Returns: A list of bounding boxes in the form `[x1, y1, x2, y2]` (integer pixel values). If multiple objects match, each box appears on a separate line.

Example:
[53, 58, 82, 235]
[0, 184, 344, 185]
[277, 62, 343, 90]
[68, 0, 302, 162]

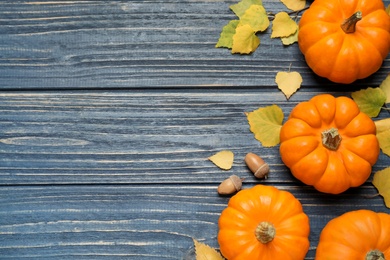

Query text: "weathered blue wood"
[0, 89, 388, 185]
[0, 184, 388, 259]
[0, 89, 389, 260]
[1, 0, 390, 259]
[0, 0, 389, 89]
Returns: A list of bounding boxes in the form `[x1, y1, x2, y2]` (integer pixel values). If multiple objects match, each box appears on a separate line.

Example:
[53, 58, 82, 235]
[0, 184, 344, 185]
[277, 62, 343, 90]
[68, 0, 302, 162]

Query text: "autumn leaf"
[232, 24, 260, 54]
[230, 0, 263, 18]
[379, 74, 390, 104]
[281, 29, 298, 45]
[271, 12, 298, 38]
[246, 105, 284, 147]
[208, 150, 234, 170]
[375, 118, 390, 157]
[216, 20, 240, 49]
[193, 239, 224, 260]
[281, 0, 306, 11]
[275, 71, 302, 99]
[372, 167, 390, 208]
[238, 4, 269, 32]
[351, 87, 387, 117]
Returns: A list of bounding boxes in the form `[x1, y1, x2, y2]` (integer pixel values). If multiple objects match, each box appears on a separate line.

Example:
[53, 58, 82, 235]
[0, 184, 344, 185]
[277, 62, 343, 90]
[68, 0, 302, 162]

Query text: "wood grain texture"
[0, 0, 389, 89]
[0, 184, 388, 259]
[1, 89, 388, 185]
[0, 89, 390, 259]
[1, 0, 390, 259]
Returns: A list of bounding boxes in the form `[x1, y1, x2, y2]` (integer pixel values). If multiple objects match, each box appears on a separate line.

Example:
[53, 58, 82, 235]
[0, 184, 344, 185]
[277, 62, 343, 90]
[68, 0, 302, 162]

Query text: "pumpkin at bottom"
[218, 185, 310, 260]
[316, 209, 390, 259]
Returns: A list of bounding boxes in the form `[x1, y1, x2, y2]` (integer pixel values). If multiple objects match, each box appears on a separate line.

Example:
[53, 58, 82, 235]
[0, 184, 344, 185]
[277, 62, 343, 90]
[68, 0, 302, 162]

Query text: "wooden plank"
[0, 184, 388, 259]
[1, 89, 388, 185]
[0, 0, 389, 90]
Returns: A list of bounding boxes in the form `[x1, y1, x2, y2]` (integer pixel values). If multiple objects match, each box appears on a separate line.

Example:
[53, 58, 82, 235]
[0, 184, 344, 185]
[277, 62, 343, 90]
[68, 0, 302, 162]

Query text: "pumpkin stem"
[322, 128, 342, 151]
[341, 11, 362, 34]
[366, 249, 385, 260]
[255, 221, 276, 244]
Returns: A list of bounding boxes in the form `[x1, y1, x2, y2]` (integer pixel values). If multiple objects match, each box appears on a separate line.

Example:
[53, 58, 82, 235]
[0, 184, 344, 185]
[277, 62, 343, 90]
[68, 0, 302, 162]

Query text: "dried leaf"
[281, 0, 306, 11]
[238, 5, 269, 32]
[275, 71, 302, 99]
[351, 87, 387, 117]
[193, 239, 224, 260]
[208, 150, 234, 170]
[246, 105, 284, 147]
[230, 0, 263, 18]
[216, 20, 240, 49]
[379, 74, 390, 104]
[232, 24, 260, 54]
[271, 12, 298, 38]
[281, 29, 298, 45]
[375, 118, 390, 157]
[372, 167, 390, 208]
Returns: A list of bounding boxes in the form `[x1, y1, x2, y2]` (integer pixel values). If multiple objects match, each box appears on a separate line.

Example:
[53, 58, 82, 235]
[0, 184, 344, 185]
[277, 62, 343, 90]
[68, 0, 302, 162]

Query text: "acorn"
[244, 152, 270, 179]
[217, 175, 242, 195]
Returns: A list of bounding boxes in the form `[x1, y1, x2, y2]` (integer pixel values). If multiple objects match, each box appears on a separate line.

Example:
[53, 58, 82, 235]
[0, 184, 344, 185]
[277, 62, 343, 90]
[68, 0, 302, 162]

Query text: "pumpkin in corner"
[298, 0, 390, 84]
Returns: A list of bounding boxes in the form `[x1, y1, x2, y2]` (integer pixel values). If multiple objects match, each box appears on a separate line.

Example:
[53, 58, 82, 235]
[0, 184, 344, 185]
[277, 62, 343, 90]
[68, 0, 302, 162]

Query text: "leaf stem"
[267, 7, 309, 21]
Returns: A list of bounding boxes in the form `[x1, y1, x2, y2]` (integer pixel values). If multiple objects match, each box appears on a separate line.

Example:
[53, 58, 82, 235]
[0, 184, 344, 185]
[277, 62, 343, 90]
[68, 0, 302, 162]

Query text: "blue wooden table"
[1, 1, 390, 259]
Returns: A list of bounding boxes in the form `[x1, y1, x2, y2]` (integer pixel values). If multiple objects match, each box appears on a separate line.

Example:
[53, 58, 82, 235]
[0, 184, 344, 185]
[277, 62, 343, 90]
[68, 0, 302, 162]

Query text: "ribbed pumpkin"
[218, 185, 310, 260]
[279, 94, 379, 194]
[316, 209, 390, 259]
[298, 0, 390, 83]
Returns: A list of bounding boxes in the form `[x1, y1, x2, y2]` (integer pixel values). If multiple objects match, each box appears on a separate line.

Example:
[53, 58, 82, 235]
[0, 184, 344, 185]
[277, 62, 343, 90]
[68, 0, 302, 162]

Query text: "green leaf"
[246, 105, 284, 147]
[372, 167, 390, 208]
[379, 74, 390, 104]
[375, 118, 390, 157]
[281, 29, 298, 45]
[230, 0, 263, 18]
[351, 87, 386, 117]
[271, 12, 298, 38]
[232, 24, 260, 54]
[238, 5, 269, 33]
[216, 20, 240, 49]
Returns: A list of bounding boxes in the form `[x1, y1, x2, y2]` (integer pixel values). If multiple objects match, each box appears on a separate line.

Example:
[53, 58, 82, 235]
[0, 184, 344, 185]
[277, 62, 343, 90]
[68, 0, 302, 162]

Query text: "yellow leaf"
[387, 4, 390, 15]
[379, 74, 390, 104]
[232, 24, 260, 54]
[281, 0, 306, 11]
[193, 239, 224, 260]
[238, 5, 269, 33]
[246, 105, 284, 147]
[376, 118, 390, 134]
[281, 29, 298, 45]
[375, 118, 390, 157]
[208, 150, 234, 170]
[271, 12, 298, 38]
[372, 167, 390, 208]
[275, 71, 302, 99]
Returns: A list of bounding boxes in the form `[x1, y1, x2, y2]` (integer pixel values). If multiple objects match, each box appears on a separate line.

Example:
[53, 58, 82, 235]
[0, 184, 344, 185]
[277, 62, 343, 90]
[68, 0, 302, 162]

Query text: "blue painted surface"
[0, 1, 390, 259]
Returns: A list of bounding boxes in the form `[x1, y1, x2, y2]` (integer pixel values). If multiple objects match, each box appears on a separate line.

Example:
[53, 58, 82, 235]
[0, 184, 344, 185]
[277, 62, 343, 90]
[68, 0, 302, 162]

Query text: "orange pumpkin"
[218, 185, 310, 260]
[316, 209, 390, 259]
[298, 0, 390, 84]
[279, 94, 379, 194]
